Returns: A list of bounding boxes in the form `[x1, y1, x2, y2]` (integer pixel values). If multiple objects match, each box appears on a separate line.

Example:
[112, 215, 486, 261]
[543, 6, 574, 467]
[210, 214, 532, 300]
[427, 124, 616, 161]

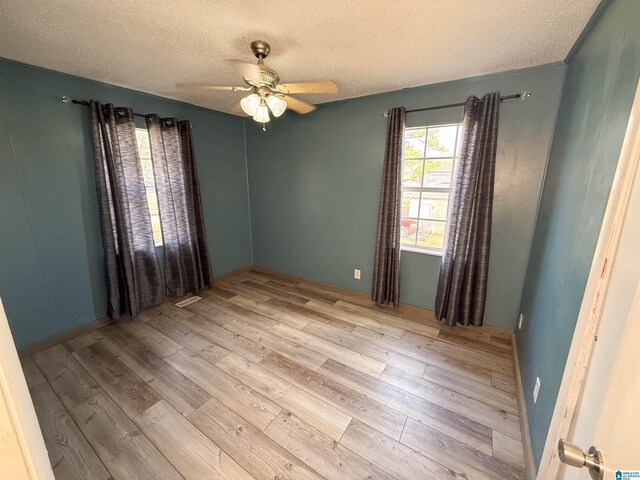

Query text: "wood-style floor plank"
[33, 344, 102, 410]
[71, 392, 183, 480]
[267, 297, 356, 333]
[240, 279, 310, 305]
[492, 370, 517, 395]
[381, 365, 521, 438]
[265, 411, 396, 480]
[99, 323, 211, 415]
[271, 322, 386, 377]
[438, 324, 494, 343]
[493, 430, 526, 471]
[352, 326, 496, 383]
[204, 299, 279, 330]
[217, 281, 271, 302]
[164, 348, 281, 431]
[217, 352, 352, 441]
[401, 418, 525, 480]
[134, 400, 254, 480]
[118, 319, 183, 358]
[63, 332, 99, 353]
[319, 358, 493, 454]
[189, 396, 323, 480]
[334, 299, 440, 339]
[305, 299, 405, 338]
[154, 301, 196, 321]
[340, 419, 466, 480]
[20, 356, 46, 389]
[204, 285, 238, 300]
[259, 352, 407, 440]
[401, 329, 514, 373]
[73, 342, 162, 418]
[145, 312, 232, 364]
[492, 335, 513, 348]
[248, 268, 298, 286]
[182, 298, 230, 325]
[227, 294, 310, 329]
[304, 320, 427, 376]
[224, 318, 327, 371]
[30, 382, 110, 480]
[173, 310, 269, 363]
[437, 329, 512, 359]
[422, 362, 518, 413]
[25, 269, 526, 480]
[263, 279, 341, 304]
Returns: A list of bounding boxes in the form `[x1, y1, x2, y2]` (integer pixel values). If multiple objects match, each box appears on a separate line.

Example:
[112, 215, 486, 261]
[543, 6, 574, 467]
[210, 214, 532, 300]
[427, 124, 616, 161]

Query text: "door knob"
[558, 439, 605, 480]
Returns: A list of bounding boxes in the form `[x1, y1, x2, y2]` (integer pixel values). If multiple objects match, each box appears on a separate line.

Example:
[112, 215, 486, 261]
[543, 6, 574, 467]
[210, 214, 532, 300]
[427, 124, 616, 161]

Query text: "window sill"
[401, 246, 443, 257]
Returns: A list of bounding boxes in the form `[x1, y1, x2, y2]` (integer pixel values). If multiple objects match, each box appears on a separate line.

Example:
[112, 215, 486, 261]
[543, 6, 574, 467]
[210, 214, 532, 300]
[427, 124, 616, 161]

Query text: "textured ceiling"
[0, 0, 599, 115]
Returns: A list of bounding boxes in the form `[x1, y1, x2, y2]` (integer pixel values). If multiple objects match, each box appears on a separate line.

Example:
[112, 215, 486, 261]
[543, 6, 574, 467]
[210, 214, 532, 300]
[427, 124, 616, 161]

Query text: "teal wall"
[0, 59, 252, 348]
[516, 0, 640, 467]
[245, 65, 565, 330]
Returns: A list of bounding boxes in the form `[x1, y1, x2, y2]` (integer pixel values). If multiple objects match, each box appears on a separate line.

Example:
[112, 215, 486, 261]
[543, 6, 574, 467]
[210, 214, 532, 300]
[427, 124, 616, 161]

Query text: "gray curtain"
[89, 102, 164, 319]
[145, 115, 213, 297]
[435, 92, 501, 327]
[372, 107, 406, 307]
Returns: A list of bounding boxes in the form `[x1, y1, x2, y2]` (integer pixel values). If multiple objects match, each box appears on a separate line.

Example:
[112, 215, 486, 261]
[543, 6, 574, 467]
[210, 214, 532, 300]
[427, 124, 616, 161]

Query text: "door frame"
[537, 80, 640, 479]
[0, 297, 54, 479]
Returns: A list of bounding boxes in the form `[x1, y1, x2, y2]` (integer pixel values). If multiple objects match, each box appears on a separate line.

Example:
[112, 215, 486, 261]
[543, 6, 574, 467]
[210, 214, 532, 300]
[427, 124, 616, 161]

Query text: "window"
[400, 123, 461, 254]
[135, 128, 163, 247]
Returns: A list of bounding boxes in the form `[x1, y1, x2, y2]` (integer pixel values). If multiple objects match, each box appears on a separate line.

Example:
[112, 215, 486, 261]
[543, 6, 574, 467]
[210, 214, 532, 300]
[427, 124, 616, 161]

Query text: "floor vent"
[174, 296, 202, 308]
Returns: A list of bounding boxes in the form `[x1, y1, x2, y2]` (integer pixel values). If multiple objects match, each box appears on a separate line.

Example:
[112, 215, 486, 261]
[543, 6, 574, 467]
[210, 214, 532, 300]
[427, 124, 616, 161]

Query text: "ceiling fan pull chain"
[262, 122, 267, 132]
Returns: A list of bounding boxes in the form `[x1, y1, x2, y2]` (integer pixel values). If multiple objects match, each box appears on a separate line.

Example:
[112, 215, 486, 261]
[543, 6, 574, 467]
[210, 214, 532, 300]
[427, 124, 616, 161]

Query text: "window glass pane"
[135, 128, 163, 247]
[423, 159, 453, 188]
[416, 220, 446, 250]
[403, 129, 426, 158]
[402, 160, 423, 188]
[400, 218, 417, 245]
[136, 129, 152, 157]
[401, 191, 420, 218]
[419, 192, 449, 221]
[426, 125, 458, 157]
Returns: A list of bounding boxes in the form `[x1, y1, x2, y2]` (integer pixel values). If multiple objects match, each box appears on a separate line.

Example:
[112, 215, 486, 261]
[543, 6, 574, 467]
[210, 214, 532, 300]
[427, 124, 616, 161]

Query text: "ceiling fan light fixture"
[253, 103, 270, 123]
[267, 95, 287, 117]
[240, 93, 261, 116]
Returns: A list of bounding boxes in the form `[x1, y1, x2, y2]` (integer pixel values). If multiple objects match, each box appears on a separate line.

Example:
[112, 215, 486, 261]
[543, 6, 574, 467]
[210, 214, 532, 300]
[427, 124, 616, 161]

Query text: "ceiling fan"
[176, 40, 337, 129]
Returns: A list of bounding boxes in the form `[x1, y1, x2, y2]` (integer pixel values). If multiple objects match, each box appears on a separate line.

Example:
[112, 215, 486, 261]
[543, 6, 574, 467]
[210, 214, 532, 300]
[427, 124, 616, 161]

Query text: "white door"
[564, 177, 640, 479]
[537, 81, 640, 479]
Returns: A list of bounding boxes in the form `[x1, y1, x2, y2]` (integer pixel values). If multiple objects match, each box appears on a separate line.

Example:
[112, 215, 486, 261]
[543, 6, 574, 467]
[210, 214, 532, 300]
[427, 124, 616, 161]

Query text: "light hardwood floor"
[21, 268, 526, 480]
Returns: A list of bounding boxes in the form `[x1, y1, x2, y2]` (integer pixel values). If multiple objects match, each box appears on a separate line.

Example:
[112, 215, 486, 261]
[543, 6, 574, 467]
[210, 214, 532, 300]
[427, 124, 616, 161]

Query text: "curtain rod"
[381, 91, 531, 117]
[62, 96, 194, 127]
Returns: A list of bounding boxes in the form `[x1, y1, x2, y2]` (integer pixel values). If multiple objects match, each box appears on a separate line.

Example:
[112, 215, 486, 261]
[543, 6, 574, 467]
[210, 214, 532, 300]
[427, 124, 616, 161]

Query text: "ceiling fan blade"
[176, 83, 249, 91]
[281, 95, 316, 114]
[224, 59, 264, 81]
[276, 80, 337, 94]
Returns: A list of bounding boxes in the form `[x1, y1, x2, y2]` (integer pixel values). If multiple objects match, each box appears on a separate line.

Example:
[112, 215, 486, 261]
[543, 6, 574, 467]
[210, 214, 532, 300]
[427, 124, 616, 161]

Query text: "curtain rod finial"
[62, 96, 71, 104]
[520, 91, 531, 101]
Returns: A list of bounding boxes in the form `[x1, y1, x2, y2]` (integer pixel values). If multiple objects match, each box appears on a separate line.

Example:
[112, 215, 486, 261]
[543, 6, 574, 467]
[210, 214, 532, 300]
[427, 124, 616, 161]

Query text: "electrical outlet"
[533, 377, 541, 403]
[354, 268, 361, 280]
[518, 313, 524, 330]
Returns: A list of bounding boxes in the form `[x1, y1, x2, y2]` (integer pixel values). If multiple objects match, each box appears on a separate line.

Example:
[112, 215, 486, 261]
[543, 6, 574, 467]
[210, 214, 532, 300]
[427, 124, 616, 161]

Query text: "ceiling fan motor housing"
[251, 40, 271, 59]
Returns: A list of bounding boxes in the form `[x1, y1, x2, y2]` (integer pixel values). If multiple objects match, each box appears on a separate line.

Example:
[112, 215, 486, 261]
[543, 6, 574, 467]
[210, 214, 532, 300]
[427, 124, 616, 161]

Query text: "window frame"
[400, 122, 462, 256]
